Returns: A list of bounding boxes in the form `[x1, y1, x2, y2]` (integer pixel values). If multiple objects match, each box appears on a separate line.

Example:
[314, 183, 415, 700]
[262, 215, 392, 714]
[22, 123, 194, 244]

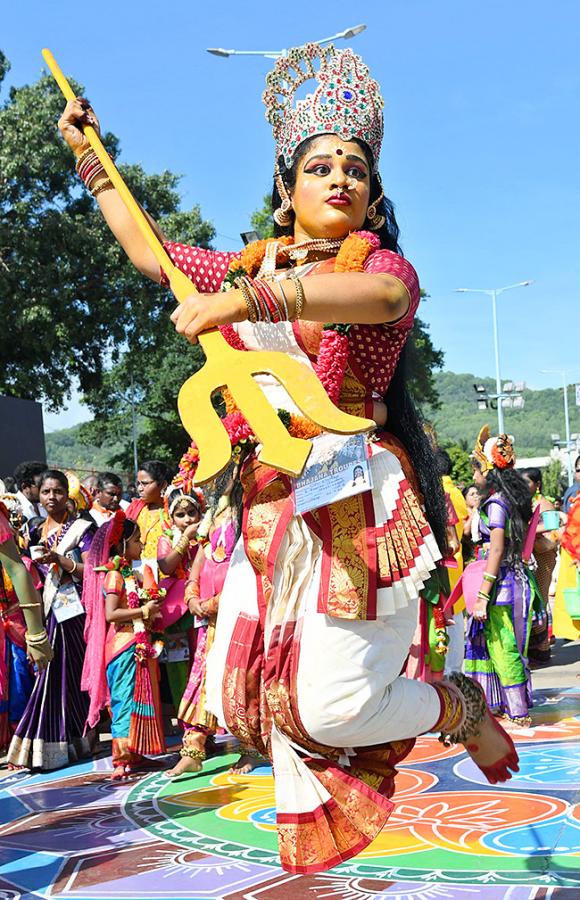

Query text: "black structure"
[0, 396, 46, 477]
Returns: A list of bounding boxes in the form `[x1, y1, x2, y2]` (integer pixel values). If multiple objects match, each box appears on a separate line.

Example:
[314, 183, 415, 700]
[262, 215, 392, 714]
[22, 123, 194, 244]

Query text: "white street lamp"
[454, 280, 534, 433]
[540, 367, 580, 486]
[207, 24, 367, 59]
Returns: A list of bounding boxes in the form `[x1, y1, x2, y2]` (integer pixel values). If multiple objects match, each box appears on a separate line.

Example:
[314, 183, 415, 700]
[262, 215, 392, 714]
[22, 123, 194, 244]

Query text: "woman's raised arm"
[58, 98, 163, 282]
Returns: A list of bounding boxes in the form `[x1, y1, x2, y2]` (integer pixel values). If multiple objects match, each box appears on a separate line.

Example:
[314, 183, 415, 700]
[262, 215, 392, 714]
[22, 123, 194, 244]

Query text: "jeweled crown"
[263, 43, 384, 173]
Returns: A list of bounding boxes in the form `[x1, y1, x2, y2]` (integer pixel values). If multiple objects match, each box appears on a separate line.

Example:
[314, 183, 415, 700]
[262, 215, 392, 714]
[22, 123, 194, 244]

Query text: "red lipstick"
[327, 194, 352, 206]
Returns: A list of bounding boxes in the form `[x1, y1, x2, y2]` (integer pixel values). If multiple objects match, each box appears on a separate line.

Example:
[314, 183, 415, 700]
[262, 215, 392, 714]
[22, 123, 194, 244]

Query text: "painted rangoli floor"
[0, 687, 578, 900]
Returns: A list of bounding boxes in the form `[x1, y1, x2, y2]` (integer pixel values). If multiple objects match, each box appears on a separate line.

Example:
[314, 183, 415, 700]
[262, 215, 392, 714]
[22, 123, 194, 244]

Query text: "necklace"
[42, 513, 69, 549]
[285, 238, 344, 261]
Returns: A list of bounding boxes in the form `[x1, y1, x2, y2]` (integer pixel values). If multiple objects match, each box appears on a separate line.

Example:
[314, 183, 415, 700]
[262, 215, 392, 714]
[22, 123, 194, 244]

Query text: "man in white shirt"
[13, 460, 48, 523]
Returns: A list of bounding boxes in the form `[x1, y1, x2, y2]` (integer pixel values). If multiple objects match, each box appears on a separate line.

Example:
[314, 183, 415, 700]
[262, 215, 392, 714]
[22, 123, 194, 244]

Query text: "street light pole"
[562, 370, 572, 485]
[207, 24, 367, 59]
[455, 281, 533, 434]
[490, 288, 504, 432]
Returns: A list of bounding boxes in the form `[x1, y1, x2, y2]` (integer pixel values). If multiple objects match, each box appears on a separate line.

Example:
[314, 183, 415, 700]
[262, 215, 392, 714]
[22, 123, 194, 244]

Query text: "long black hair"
[383, 345, 448, 554]
[110, 518, 139, 558]
[272, 136, 401, 254]
[480, 465, 533, 563]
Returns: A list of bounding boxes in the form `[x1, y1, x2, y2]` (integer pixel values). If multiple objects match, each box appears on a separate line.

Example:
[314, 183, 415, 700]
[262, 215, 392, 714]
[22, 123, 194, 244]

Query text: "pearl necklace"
[285, 237, 344, 261]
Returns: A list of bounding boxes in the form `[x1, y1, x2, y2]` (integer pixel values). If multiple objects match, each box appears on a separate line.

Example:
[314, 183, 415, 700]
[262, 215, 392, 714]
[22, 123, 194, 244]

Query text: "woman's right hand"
[57, 98, 101, 157]
[144, 599, 162, 621]
[183, 523, 199, 541]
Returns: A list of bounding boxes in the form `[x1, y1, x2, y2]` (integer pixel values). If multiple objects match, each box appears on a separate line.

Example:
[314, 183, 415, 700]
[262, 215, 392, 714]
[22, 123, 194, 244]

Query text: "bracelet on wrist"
[482, 572, 497, 583]
[289, 273, 305, 320]
[175, 536, 190, 557]
[477, 591, 490, 602]
[25, 629, 49, 646]
[91, 177, 114, 197]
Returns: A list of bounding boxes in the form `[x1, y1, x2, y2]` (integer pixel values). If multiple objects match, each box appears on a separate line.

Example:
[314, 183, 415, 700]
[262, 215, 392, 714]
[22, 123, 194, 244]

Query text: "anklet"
[179, 747, 205, 760]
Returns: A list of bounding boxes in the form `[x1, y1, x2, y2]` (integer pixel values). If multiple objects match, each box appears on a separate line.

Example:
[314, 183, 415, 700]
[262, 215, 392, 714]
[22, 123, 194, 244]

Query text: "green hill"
[427, 371, 580, 457]
[45, 424, 126, 474]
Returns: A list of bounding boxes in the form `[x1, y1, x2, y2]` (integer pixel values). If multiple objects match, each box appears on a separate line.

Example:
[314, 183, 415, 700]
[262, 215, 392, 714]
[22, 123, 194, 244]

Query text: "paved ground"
[0, 643, 578, 900]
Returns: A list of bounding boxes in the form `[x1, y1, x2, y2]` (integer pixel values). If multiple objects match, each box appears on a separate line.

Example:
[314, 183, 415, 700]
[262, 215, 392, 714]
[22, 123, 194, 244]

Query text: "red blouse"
[160, 242, 420, 397]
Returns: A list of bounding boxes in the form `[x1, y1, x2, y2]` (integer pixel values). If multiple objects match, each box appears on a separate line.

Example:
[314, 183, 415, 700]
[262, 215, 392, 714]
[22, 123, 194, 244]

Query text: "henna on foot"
[436, 673, 520, 785]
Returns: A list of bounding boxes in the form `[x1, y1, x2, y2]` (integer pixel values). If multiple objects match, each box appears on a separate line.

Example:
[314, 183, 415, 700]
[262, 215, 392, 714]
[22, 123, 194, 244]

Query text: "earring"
[273, 168, 293, 227]
[367, 177, 386, 230]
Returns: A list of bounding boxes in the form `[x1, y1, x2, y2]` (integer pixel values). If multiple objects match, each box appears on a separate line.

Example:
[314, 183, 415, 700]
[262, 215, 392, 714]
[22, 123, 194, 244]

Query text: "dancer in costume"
[7, 470, 94, 770]
[465, 427, 541, 725]
[83, 512, 166, 779]
[165, 472, 261, 778]
[157, 486, 203, 711]
[0, 500, 53, 752]
[125, 460, 171, 565]
[158, 487, 202, 579]
[164, 479, 235, 778]
[58, 44, 519, 873]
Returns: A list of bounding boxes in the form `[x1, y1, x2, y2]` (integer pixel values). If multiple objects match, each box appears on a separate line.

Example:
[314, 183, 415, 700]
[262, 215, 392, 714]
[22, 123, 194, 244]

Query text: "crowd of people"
[2, 39, 579, 875]
[1, 442, 577, 778]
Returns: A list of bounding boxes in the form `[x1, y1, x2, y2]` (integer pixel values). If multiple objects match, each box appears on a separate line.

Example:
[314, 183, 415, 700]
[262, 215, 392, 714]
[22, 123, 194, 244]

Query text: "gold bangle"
[91, 177, 113, 197]
[289, 273, 305, 320]
[68, 559, 78, 575]
[175, 536, 189, 557]
[236, 277, 258, 323]
[25, 630, 49, 646]
[75, 147, 96, 168]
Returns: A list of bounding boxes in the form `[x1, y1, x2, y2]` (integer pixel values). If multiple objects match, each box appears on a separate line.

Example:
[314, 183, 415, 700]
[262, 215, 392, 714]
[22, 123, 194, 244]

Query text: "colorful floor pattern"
[0, 687, 578, 900]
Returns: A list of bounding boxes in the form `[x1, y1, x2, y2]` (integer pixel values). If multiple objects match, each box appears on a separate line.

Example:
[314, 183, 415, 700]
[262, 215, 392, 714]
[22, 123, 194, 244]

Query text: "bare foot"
[462, 709, 519, 784]
[111, 764, 131, 781]
[163, 755, 203, 779]
[228, 754, 263, 775]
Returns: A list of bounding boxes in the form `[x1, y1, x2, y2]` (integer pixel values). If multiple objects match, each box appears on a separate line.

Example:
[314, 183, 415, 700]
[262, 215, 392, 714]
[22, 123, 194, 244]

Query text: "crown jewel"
[263, 43, 384, 173]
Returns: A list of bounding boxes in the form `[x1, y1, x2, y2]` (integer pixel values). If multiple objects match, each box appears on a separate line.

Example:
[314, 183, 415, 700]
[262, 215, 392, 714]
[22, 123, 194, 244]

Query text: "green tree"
[442, 443, 473, 487]
[78, 321, 207, 470]
[251, 192, 275, 239]
[542, 458, 565, 501]
[0, 53, 214, 411]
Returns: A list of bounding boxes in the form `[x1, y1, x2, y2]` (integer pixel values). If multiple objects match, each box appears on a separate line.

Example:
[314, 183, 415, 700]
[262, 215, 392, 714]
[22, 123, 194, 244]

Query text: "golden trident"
[42, 49, 374, 483]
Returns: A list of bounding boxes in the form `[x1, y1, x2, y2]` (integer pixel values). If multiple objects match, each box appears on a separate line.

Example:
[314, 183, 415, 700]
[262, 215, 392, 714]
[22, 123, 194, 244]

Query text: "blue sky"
[2, 0, 579, 430]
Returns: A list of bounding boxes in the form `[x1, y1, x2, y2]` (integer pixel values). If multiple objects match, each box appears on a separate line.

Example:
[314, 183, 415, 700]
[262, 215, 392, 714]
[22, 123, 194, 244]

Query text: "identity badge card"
[292, 432, 372, 515]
